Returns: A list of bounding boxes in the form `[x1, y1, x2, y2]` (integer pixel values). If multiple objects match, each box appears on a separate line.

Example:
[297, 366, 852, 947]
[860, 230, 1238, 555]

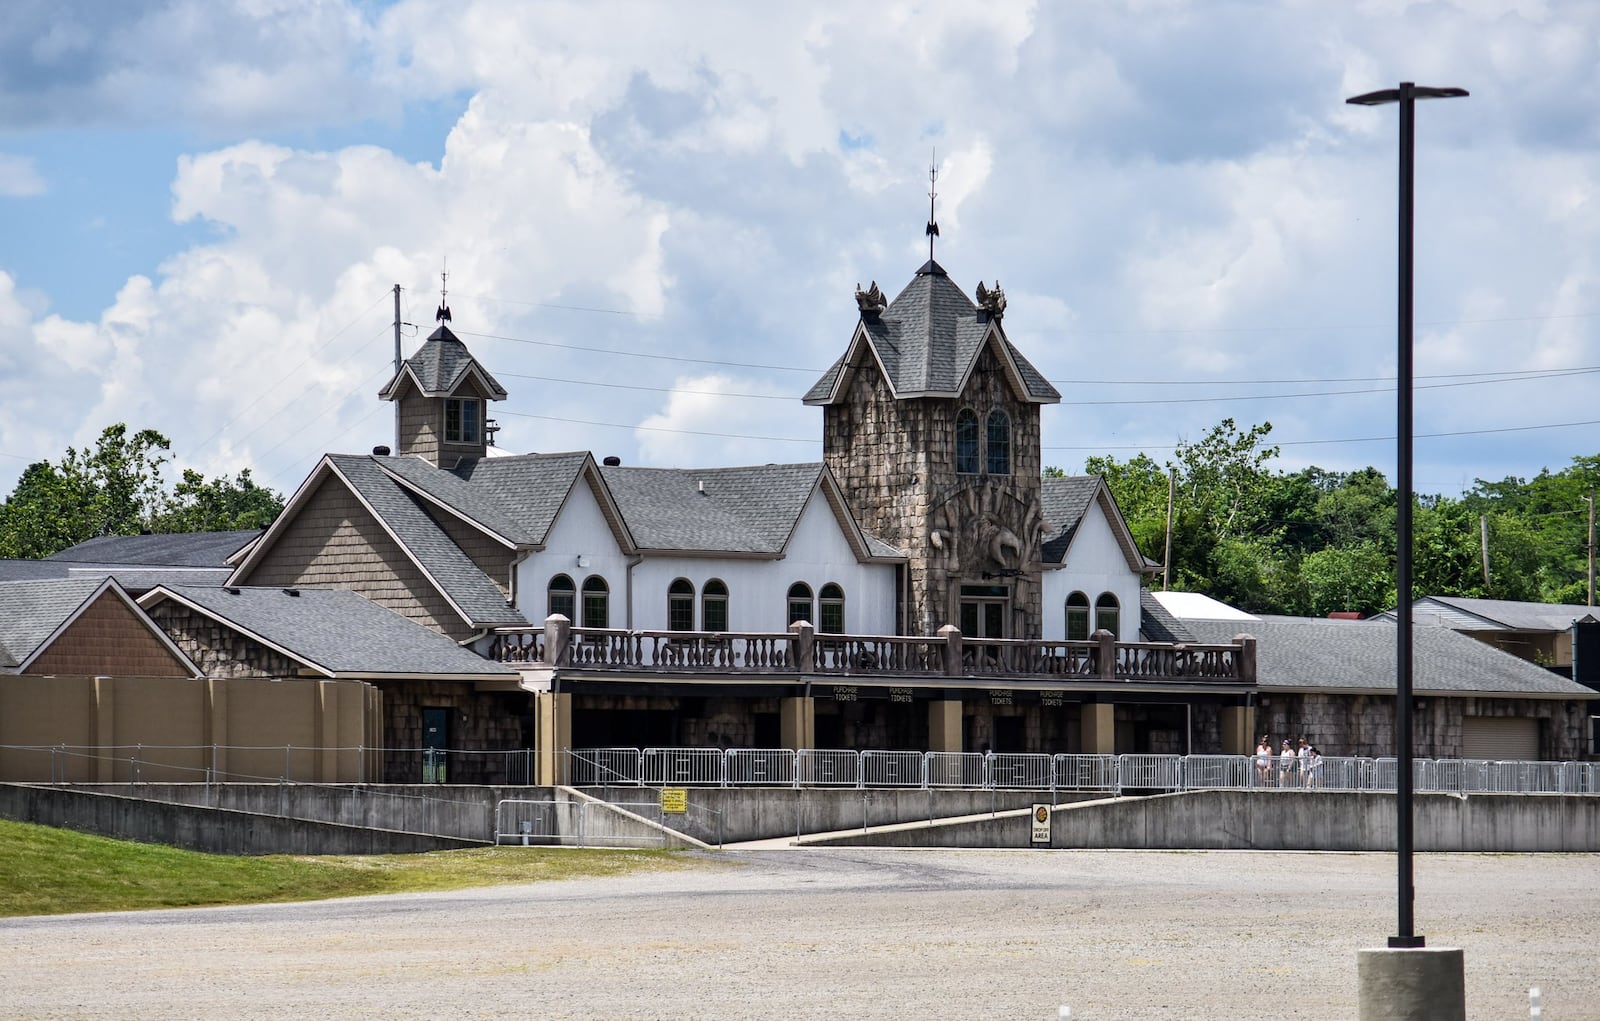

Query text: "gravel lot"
[1, 849, 1593, 1020]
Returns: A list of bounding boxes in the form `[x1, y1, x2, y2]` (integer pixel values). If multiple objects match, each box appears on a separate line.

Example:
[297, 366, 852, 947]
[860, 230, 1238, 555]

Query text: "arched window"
[702, 579, 729, 632]
[787, 582, 813, 626]
[986, 409, 1011, 475]
[819, 583, 845, 634]
[548, 574, 575, 620]
[668, 578, 695, 631]
[1095, 592, 1120, 638]
[581, 576, 609, 629]
[955, 408, 979, 474]
[1066, 591, 1090, 641]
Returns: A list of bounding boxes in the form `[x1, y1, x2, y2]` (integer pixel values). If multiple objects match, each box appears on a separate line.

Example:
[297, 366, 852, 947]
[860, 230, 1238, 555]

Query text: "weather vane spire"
[926, 150, 940, 262]
[435, 258, 452, 323]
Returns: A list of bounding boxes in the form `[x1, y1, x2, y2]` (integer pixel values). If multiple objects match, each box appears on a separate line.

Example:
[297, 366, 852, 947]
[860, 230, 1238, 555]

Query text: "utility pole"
[393, 284, 403, 452]
[1479, 514, 1490, 590]
[1163, 468, 1176, 591]
[1585, 491, 1596, 607]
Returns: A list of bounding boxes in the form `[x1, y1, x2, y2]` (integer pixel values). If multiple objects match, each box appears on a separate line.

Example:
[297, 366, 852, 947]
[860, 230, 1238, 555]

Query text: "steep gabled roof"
[324, 455, 527, 627]
[140, 585, 518, 680]
[595, 462, 902, 561]
[378, 325, 507, 401]
[446, 451, 595, 545]
[229, 455, 527, 629]
[1039, 475, 1154, 573]
[803, 260, 1060, 405]
[0, 559, 230, 593]
[0, 577, 199, 675]
[1181, 615, 1598, 699]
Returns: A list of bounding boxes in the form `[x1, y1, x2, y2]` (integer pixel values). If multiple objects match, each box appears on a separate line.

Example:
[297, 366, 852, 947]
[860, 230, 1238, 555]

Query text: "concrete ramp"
[774, 790, 1600, 852]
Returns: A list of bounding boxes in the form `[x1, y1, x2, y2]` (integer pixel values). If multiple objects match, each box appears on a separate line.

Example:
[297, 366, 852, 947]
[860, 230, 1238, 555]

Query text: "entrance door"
[959, 584, 1008, 638]
[422, 707, 450, 783]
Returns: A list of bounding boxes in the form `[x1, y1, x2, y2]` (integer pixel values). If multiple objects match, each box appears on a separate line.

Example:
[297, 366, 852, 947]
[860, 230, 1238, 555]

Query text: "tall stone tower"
[378, 324, 508, 469]
[804, 260, 1060, 638]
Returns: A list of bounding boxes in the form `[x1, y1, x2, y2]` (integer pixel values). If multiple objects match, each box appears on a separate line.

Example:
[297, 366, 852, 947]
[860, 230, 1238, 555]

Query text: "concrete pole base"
[1357, 946, 1465, 1021]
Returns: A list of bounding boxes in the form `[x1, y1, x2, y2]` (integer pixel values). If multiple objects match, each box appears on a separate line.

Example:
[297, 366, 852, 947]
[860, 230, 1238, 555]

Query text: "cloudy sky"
[2, 0, 1598, 506]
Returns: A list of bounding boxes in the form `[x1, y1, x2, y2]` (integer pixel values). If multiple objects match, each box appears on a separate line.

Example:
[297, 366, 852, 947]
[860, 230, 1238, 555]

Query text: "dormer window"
[445, 398, 482, 444]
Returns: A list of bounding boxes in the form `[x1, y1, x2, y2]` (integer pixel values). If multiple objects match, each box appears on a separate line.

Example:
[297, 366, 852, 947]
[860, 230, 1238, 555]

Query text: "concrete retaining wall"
[800, 790, 1600, 851]
[0, 784, 484, 855]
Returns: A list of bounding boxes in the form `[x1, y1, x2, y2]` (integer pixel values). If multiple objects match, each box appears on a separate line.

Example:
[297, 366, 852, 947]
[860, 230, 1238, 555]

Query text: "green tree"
[1173, 418, 1279, 541]
[0, 426, 171, 558]
[1301, 542, 1392, 616]
[152, 469, 283, 533]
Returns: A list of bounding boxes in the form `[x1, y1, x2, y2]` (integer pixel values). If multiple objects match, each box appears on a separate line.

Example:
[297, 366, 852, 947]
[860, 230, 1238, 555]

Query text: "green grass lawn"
[0, 819, 698, 918]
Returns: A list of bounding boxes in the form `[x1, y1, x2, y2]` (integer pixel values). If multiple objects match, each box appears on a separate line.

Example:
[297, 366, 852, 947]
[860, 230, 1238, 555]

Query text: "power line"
[1041, 417, 1600, 452]
[458, 330, 819, 374]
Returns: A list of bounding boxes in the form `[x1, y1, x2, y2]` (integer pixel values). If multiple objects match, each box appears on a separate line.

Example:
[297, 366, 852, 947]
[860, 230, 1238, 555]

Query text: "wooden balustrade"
[487, 620, 1252, 685]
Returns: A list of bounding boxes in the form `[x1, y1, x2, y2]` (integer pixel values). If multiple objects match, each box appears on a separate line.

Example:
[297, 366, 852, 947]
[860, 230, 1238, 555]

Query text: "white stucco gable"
[1040, 491, 1145, 642]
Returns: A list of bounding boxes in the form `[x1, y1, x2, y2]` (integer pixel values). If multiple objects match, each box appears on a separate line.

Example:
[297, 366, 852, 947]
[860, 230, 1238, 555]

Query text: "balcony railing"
[487, 618, 1257, 686]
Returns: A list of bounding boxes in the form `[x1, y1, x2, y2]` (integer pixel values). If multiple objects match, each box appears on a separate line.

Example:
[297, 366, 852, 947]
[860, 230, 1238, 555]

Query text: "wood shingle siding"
[429, 511, 514, 599]
[145, 603, 300, 679]
[26, 592, 193, 677]
[237, 476, 474, 641]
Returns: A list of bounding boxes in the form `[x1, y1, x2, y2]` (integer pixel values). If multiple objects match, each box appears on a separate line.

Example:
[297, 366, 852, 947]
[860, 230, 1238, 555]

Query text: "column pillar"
[92, 675, 115, 782]
[205, 678, 229, 781]
[534, 691, 573, 786]
[1221, 704, 1254, 756]
[780, 696, 815, 750]
[1081, 702, 1116, 755]
[929, 699, 963, 753]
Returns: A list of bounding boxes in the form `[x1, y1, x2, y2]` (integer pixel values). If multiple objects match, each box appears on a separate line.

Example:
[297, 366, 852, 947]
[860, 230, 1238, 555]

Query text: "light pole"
[1346, 82, 1467, 950]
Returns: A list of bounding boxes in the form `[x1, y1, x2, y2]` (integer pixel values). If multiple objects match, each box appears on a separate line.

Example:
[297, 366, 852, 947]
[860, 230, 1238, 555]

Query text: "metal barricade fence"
[642, 747, 725, 787]
[726, 749, 796, 787]
[1183, 754, 1251, 790]
[569, 748, 644, 785]
[861, 750, 924, 788]
[986, 752, 1055, 790]
[1311, 756, 1366, 791]
[1119, 754, 1184, 791]
[1053, 754, 1120, 792]
[796, 748, 861, 787]
[925, 752, 986, 788]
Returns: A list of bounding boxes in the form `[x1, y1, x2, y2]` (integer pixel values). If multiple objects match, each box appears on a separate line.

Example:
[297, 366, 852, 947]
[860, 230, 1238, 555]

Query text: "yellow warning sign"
[660, 788, 688, 815]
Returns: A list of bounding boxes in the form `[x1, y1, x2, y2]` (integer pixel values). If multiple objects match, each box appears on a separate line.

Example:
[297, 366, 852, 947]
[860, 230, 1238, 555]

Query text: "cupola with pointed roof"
[379, 323, 507, 469]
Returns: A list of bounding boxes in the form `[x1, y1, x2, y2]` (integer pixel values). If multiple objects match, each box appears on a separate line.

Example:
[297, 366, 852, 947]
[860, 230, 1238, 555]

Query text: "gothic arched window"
[581, 576, 610, 629]
[702, 579, 729, 632]
[787, 583, 813, 626]
[1095, 592, 1120, 638]
[986, 409, 1011, 476]
[548, 574, 575, 621]
[819, 583, 845, 634]
[1066, 591, 1091, 641]
[955, 409, 979, 474]
[668, 578, 695, 631]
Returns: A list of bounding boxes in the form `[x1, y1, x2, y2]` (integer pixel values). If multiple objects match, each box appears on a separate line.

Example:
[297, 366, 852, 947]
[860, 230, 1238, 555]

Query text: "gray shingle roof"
[328, 455, 527, 627]
[379, 325, 508, 399]
[804, 260, 1060, 404]
[378, 454, 538, 544]
[0, 577, 110, 669]
[1401, 596, 1598, 633]
[598, 463, 825, 553]
[0, 560, 230, 593]
[48, 530, 261, 566]
[1181, 615, 1596, 698]
[446, 451, 590, 544]
[150, 585, 517, 678]
[1139, 589, 1195, 643]
[1039, 475, 1101, 564]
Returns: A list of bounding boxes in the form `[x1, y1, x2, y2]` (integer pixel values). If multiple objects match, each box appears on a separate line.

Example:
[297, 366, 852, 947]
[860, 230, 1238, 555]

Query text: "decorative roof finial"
[925, 150, 940, 262]
[435, 258, 452, 323]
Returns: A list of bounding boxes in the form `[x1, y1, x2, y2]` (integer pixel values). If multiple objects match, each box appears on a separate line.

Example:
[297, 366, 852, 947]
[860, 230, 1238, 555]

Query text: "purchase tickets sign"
[1030, 804, 1052, 844]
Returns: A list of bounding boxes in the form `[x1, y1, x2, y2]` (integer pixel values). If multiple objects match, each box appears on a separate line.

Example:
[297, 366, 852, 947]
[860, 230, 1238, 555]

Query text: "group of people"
[1254, 735, 1324, 788]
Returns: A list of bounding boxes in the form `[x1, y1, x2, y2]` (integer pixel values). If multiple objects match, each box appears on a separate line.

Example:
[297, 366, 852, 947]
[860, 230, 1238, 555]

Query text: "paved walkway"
[1, 849, 1592, 1019]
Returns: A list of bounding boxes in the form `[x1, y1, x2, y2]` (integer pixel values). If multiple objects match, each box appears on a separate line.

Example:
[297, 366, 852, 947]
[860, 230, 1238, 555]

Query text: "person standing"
[1305, 745, 1324, 789]
[1255, 735, 1273, 786]
[1279, 739, 1297, 788]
